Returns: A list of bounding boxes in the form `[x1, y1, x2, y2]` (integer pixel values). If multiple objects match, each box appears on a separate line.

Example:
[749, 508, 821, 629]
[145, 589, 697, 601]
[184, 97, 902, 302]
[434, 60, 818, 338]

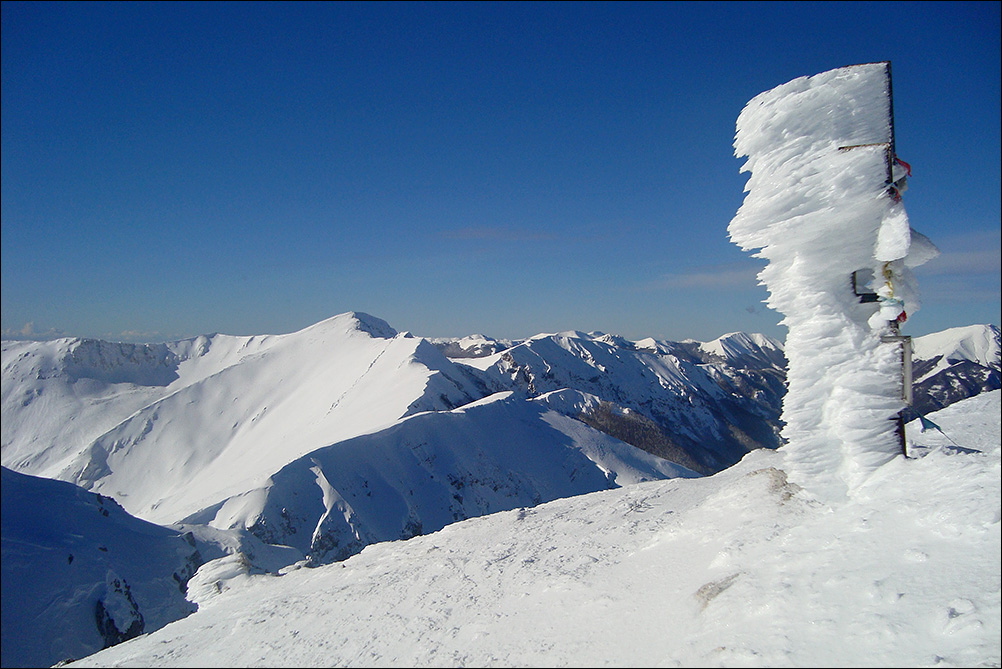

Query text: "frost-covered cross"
[729, 62, 939, 501]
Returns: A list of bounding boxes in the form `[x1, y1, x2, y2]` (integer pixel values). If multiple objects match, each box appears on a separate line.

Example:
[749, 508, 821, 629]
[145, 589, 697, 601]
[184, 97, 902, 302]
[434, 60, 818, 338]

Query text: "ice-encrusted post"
[728, 62, 938, 501]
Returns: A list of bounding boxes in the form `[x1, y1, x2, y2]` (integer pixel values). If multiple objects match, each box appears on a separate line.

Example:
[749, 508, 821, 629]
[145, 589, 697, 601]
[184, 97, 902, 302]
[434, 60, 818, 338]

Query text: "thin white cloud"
[111, 330, 170, 343]
[0, 322, 69, 341]
[916, 248, 1001, 276]
[643, 263, 762, 291]
[912, 229, 1001, 304]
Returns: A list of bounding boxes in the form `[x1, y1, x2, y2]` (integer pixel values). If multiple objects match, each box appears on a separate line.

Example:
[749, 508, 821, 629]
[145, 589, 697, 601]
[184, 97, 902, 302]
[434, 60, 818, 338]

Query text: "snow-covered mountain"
[1, 312, 705, 568]
[0, 467, 201, 668]
[3, 315, 994, 538]
[3, 313, 998, 667]
[443, 329, 787, 474]
[1, 313, 492, 526]
[60, 389, 1002, 668]
[179, 390, 696, 566]
[908, 324, 1001, 419]
[432, 324, 998, 474]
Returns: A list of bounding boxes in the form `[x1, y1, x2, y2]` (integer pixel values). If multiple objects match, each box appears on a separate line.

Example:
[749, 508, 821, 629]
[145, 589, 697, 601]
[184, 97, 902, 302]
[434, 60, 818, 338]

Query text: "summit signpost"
[729, 61, 939, 500]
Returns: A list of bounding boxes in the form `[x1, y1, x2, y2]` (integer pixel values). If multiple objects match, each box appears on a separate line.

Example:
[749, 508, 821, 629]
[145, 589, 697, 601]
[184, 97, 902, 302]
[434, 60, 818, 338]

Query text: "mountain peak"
[687, 331, 785, 365]
[912, 324, 1000, 366]
[300, 312, 398, 339]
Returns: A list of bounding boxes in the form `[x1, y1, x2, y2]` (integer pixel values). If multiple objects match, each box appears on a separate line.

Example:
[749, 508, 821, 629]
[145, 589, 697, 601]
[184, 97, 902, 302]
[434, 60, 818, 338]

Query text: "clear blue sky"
[2, 1, 999, 343]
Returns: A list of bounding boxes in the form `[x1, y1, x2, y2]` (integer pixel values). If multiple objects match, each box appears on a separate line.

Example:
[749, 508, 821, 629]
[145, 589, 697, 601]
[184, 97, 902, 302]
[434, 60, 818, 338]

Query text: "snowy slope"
[182, 391, 698, 565]
[0, 467, 202, 668]
[0, 466, 304, 669]
[912, 323, 1001, 372]
[689, 331, 786, 367]
[65, 390, 1001, 668]
[1, 313, 488, 525]
[909, 324, 1001, 419]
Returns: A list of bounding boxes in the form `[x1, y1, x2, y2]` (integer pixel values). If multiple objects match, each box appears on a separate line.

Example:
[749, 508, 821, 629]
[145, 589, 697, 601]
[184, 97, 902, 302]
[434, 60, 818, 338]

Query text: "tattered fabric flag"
[919, 415, 942, 433]
[917, 413, 981, 453]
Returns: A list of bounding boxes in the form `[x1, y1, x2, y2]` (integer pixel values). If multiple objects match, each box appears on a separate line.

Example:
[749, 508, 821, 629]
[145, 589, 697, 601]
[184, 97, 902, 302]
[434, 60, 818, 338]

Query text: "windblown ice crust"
[729, 62, 938, 499]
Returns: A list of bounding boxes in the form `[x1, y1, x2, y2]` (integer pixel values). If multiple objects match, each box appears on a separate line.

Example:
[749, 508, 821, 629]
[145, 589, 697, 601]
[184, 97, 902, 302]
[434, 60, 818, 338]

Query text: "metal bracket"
[881, 333, 913, 405]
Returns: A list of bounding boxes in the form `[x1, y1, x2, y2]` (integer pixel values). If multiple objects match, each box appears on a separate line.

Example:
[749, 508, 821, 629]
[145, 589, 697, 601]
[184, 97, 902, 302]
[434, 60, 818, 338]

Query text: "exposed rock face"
[95, 572, 145, 649]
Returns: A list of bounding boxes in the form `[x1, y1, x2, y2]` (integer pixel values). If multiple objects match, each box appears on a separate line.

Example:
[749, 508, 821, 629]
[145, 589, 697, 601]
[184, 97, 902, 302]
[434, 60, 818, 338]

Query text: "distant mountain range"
[2, 314, 998, 666]
[907, 324, 1001, 420]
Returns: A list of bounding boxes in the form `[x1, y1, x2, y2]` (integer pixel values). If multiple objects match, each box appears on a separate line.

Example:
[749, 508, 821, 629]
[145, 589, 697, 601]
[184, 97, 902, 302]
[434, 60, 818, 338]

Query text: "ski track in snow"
[326, 338, 392, 416]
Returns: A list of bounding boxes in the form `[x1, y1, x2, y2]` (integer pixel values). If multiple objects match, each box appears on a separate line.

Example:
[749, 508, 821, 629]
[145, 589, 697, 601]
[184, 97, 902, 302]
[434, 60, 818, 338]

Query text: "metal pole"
[881, 328, 913, 456]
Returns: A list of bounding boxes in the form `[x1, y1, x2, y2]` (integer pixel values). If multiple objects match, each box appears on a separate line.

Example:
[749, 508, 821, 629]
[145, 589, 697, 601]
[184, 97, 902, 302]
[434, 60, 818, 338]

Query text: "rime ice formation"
[729, 62, 939, 500]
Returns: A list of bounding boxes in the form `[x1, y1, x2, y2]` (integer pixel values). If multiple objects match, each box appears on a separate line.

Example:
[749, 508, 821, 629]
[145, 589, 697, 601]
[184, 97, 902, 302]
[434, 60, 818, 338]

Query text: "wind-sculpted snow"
[730, 62, 939, 500]
[64, 391, 1001, 668]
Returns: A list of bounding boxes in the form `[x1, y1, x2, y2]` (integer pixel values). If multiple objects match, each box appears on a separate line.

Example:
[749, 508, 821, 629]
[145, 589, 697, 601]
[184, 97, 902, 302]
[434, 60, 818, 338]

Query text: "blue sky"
[2, 1, 999, 343]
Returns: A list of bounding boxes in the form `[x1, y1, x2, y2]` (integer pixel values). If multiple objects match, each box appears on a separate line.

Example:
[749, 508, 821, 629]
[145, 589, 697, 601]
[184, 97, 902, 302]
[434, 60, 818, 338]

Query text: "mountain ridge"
[4, 316, 996, 515]
[2, 314, 999, 668]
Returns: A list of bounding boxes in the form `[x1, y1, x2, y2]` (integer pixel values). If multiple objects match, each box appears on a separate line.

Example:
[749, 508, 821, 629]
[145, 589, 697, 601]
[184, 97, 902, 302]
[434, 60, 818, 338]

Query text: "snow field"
[66, 391, 1000, 668]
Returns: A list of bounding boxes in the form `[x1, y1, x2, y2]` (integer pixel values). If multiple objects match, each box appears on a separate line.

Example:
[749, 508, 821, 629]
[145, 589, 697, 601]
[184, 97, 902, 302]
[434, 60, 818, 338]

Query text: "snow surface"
[64, 390, 1001, 668]
[1, 467, 200, 668]
[3, 314, 997, 667]
[729, 62, 940, 501]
